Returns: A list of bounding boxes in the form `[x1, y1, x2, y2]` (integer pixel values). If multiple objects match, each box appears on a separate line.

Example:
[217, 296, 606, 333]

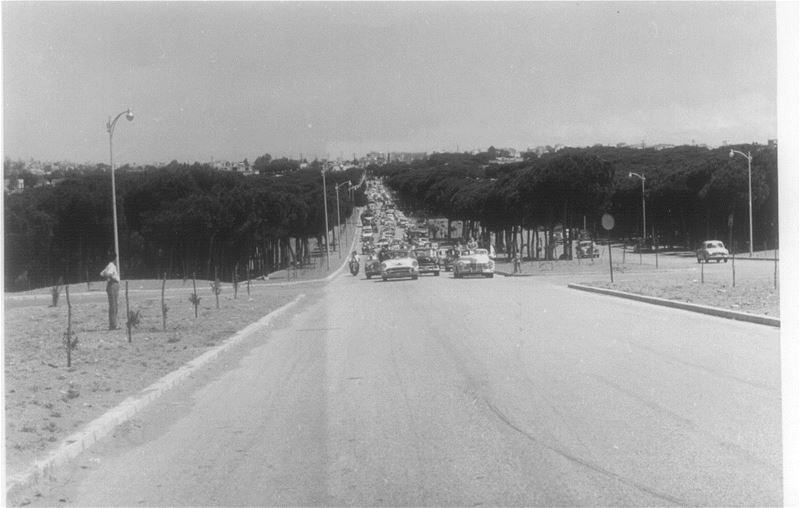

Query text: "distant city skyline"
[3, 2, 792, 166]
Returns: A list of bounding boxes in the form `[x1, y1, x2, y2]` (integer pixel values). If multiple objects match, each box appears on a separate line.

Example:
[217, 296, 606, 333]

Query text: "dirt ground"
[3, 253, 780, 483]
[3, 269, 320, 478]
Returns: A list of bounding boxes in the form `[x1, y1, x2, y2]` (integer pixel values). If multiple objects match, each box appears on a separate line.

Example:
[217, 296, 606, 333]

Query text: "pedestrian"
[100, 256, 120, 330]
[513, 252, 522, 274]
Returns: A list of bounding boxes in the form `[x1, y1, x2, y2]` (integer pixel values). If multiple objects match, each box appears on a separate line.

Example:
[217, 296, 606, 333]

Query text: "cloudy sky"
[2, 1, 788, 165]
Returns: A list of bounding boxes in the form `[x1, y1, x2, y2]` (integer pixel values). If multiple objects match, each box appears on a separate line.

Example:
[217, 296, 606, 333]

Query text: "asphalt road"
[26, 269, 782, 506]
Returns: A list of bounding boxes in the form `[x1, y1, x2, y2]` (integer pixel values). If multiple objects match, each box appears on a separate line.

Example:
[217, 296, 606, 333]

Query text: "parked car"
[697, 240, 729, 263]
[453, 249, 495, 278]
[413, 248, 440, 276]
[380, 250, 419, 281]
[576, 240, 600, 258]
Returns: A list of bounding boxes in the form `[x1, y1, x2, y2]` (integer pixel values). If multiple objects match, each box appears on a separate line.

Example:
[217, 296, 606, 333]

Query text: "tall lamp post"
[321, 166, 331, 270]
[729, 149, 753, 257]
[106, 109, 134, 278]
[628, 171, 646, 250]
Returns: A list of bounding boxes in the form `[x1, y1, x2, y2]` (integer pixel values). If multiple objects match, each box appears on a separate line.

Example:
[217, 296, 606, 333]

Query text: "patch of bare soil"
[3, 274, 317, 478]
[585, 274, 780, 317]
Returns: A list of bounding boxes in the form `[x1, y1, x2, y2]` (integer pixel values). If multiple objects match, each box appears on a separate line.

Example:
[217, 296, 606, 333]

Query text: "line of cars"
[359, 183, 495, 281]
[364, 245, 496, 281]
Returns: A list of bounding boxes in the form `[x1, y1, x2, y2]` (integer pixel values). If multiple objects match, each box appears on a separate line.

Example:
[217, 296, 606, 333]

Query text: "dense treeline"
[372, 144, 778, 259]
[5, 161, 365, 290]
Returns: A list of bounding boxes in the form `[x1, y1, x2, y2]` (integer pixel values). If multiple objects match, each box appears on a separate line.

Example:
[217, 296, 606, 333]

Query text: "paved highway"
[28, 270, 782, 506]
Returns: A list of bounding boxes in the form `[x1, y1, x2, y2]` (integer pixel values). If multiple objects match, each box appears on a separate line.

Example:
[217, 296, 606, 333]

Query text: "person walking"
[513, 251, 522, 274]
[100, 257, 120, 330]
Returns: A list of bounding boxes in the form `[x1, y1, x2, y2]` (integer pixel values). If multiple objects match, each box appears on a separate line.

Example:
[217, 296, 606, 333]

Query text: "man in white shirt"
[100, 258, 120, 330]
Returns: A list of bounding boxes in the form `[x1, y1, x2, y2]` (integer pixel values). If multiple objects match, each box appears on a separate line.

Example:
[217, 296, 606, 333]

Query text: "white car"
[380, 250, 419, 281]
[453, 249, 495, 278]
[697, 240, 729, 263]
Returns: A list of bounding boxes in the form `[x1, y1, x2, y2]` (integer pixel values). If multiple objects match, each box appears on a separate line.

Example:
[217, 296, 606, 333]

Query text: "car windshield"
[385, 250, 413, 260]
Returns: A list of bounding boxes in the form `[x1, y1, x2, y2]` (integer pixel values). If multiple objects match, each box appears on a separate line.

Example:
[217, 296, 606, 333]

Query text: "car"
[453, 249, 495, 278]
[412, 248, 440, 276]
[576, 240, 600, 258]
[380, 249, 419, 281]
[436, 248, 450, 268]
[438, 248, 460, 271]
[364, 253, 383, 279]
[697, 240, 729, 263]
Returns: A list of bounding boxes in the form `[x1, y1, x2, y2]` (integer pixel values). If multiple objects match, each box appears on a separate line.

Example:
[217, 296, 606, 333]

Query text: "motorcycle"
[349, 257, 360, 276]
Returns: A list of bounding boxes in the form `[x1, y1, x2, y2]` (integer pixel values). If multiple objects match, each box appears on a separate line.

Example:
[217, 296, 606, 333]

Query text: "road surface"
[24, 270, 782, 506]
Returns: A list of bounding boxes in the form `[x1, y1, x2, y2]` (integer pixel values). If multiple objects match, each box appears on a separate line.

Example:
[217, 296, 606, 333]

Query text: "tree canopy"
[5, 162, 366, 290]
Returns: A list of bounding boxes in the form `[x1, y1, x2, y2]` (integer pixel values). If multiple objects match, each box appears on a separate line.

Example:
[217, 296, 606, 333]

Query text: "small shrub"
[50, 286, 61, 307]
[50, 278, 64, 307]
[61, 386, 80, 402]
[189, 293, 201, 318]
[63, 330, 78, 352]
[127, 310, 141, 330]
[210, 279, 222, 309]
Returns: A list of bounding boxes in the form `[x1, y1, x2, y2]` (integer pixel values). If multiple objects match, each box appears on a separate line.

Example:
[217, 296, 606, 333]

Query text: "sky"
[1, 1, 791, 166]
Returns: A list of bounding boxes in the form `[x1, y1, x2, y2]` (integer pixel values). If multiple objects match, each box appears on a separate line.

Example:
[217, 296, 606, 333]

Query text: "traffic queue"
[356, 181, 495, 281]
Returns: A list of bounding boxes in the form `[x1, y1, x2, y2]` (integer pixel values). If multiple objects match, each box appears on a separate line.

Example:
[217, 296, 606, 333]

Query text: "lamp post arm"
[107, 109, 133, 138]
[730, 149, 752, 161]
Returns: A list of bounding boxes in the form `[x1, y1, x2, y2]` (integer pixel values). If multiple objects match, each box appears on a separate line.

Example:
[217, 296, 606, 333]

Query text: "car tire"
[434, 271, 440, 276]
[382, 276, 387, 281]
[724, 259, 728, 263]
[412, 275, 418, 280]
[485, 273, 493, 278]
[366, 274, 371, 279]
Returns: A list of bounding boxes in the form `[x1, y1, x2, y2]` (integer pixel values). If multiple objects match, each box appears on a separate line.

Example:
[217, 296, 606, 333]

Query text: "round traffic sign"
[601, 213, 615, 231]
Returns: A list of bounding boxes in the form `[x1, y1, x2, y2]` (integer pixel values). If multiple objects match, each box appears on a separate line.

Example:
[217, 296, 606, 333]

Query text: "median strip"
[568, 283, 780, 327]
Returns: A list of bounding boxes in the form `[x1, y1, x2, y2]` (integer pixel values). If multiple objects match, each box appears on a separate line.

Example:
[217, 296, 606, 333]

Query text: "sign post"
[601, 214, 615, 283]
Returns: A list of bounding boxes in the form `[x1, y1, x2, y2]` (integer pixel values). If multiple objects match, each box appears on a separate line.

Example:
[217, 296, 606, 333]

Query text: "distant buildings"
[210, 158, 253, 174]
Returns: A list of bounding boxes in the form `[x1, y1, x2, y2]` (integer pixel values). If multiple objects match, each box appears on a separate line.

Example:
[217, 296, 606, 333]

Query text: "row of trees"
[371, 144, 778, 259]
[5, 161, 365, 290]
[5, 143, 778, 288]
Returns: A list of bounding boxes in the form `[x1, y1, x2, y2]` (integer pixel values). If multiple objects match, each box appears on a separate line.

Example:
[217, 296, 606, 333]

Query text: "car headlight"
[381, 262, 387, 270]
[488, 261, 495, 269]
[411, 260, 418, 268]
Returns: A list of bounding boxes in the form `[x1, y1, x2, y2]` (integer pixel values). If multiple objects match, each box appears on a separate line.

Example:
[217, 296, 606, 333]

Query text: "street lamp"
[628, 171, 646, 250]
[729, 149, 754, 256]
[321, 166, 331, 270]
[106, 109, 134, 278]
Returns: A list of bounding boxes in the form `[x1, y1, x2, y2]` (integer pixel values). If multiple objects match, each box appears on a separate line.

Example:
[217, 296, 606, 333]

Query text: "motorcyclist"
[349, 250, 360, 275]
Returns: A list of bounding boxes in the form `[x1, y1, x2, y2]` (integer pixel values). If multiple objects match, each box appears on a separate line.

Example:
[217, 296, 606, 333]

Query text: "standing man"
[100, 257, 120, 330]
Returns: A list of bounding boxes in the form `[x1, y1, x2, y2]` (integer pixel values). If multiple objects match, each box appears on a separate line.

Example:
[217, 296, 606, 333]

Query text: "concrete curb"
[5, 294, 307, 499]
[568, 283, 780, 327]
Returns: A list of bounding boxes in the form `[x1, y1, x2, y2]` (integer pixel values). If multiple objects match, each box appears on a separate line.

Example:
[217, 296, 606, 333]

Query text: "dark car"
[413, 248, 440, 276]
[364, 255, 382, 279]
